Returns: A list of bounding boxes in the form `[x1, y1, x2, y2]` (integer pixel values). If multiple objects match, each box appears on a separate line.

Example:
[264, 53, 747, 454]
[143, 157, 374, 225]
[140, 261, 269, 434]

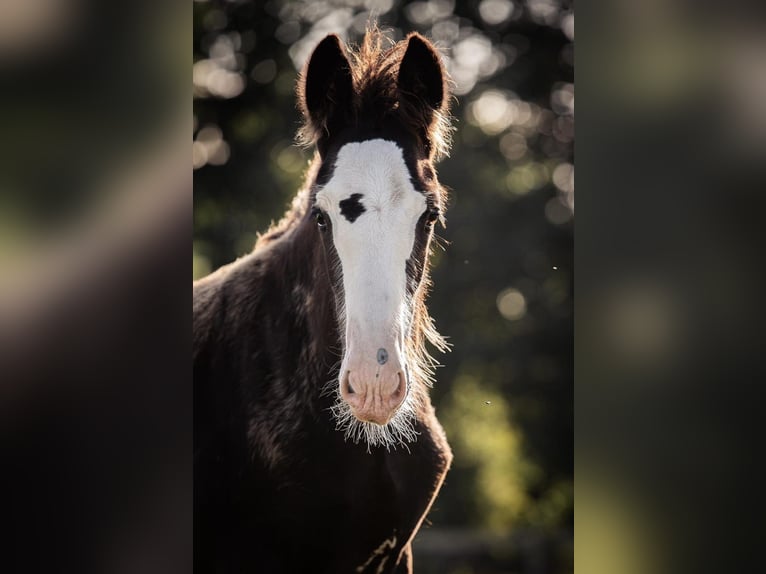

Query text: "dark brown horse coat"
[194, 30, 453, 573]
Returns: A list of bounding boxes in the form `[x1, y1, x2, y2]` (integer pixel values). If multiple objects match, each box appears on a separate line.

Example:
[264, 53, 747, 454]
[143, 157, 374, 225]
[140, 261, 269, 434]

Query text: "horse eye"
[312, 208, 328, 230]
[426, 208, 440, 225]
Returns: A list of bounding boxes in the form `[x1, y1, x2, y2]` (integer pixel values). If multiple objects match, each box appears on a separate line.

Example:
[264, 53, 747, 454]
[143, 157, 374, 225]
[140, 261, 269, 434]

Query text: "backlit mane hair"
[297, 28, 453, 162]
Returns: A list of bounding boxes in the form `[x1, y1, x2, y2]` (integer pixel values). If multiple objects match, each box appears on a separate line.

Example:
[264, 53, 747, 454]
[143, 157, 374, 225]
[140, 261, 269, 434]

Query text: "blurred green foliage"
[194, 1, 572, 571]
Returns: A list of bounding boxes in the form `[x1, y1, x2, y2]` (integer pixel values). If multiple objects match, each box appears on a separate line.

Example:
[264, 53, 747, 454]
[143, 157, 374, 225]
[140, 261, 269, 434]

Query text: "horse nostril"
[393, 371, 406, 399]
[342, 371, 355, 394]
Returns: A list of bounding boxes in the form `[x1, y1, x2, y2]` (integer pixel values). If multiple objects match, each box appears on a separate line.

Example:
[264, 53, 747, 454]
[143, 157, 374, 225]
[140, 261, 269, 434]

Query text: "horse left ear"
[299, 34, 354, 147]
[398, 34, 447, 118]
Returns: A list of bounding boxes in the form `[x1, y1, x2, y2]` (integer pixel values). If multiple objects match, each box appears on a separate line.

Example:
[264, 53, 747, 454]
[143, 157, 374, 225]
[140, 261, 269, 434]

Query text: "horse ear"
[398, 34, 446, 117]
[299, 34, 353, 140]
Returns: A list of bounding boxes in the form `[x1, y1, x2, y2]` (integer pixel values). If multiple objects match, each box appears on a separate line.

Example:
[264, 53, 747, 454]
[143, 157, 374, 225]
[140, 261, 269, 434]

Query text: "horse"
[193, 29, 454, 573]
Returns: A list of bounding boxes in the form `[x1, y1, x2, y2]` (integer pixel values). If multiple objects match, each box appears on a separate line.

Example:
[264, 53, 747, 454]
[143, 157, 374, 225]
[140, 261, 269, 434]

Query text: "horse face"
[300, 32, 449, 447]
[314, 139, 438, 436]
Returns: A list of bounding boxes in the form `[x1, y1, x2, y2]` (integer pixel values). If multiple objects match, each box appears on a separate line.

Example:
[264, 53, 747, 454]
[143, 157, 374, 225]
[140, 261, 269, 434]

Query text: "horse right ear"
[299, 34, 354, 146]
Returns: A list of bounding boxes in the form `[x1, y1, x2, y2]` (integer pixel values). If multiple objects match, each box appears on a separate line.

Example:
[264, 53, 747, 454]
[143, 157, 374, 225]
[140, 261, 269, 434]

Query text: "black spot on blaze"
[339, 193, 366, 223]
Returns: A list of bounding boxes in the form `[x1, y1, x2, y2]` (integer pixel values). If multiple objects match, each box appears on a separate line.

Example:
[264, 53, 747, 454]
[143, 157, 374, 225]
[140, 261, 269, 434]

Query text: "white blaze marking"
[316, 139, 425, 344]
[316, 139, 426, 448]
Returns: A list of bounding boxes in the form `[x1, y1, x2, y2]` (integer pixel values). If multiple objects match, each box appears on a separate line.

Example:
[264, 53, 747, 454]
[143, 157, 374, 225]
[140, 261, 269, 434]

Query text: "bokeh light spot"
[552, 162, 574, 194]
[497, 287, 527, 320]
[499, 132, 528, 161]
[468, 90, 517, 135]
[194, 124, 230, 169]
[506, 161, 549, 195]
[545, 196, 572, 224]
[251, 59, 277, 84]
[478, 0, 515, 26]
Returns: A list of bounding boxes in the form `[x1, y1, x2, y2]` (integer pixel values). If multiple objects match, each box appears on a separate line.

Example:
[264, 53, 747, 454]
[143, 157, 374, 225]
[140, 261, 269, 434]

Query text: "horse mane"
[252, 181, 312, 251]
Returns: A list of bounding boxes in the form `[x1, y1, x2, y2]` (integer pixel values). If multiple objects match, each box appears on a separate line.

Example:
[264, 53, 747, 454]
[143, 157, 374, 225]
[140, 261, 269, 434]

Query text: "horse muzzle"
[339, 349, 407, 425]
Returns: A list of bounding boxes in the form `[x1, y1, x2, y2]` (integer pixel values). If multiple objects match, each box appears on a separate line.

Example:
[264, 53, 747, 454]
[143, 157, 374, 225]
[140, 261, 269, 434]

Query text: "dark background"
[194, 1, 574, 573]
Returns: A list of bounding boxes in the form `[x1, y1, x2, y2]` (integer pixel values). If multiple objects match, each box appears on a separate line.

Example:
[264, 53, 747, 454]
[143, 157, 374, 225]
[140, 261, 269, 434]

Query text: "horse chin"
[329, 389, 419, 452]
